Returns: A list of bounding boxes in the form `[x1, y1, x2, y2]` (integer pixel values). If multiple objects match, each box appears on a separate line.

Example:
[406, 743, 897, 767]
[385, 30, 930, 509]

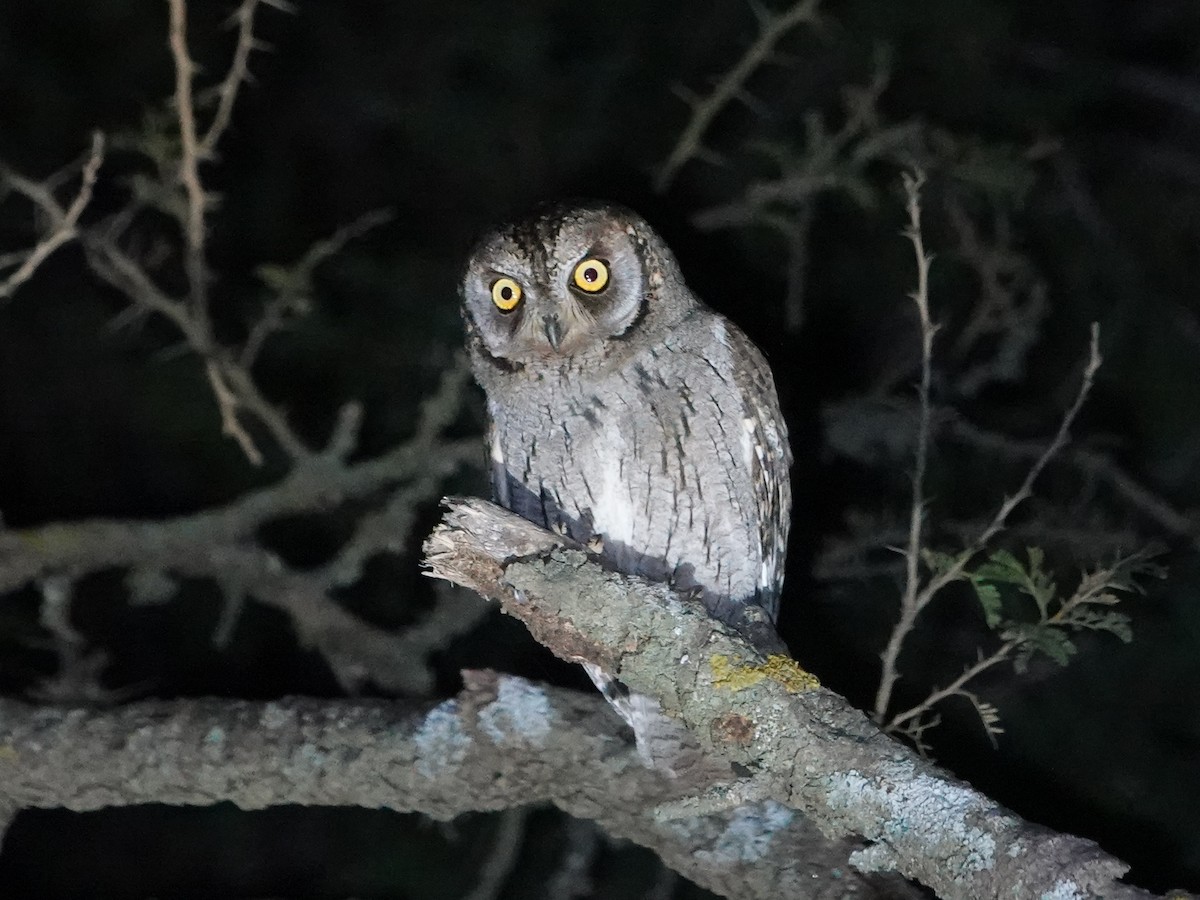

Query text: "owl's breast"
[488, 332, 764, 608]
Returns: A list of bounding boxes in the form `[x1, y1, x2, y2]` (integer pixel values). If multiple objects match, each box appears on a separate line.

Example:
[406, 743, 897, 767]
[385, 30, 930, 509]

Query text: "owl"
[460, 200, 791, 768]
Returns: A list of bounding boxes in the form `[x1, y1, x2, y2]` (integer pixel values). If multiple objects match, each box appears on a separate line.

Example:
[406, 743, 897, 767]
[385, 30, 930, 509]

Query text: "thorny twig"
[0, 133, 106, 301]
[166, 0, 212, 330]
[242, 208, 393, 368]
[691, 49, 911, 230]
[947, 415, 1200, 552]
[655, 0, 822, 192]
[871, 171, 1104, 723]
[160, 0, 318, 465]
[200, 0, 295, 157]
[874, 170, 937, 722]
[205, 360, 264, 465]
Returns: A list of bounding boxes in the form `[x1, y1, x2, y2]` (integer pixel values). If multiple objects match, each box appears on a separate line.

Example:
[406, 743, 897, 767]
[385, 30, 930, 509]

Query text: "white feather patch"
[589, 423, 636, 547]
[490, 428, 504, 465]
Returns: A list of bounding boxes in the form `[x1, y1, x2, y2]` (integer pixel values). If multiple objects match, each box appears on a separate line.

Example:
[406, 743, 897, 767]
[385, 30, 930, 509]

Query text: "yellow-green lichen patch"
[710, 654, 819, 693]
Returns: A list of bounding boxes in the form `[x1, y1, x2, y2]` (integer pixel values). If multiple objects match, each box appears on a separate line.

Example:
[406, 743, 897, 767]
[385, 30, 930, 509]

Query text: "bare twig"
[954, 325, 1101, 553]
[85, 228, 309, 461]
[28, 575, 134, 705]
[166, 0, 211, 328]
[462, 808, 531, 900]
[199, 0, 285, 156]
[242, 208, 393, 368]
[84, 234, 201, 339]
[217, 360, 311, 461]
[945, 200, 1026, 360]
[940, 197, 1049, 397]
[872, 325, 1102, 723]
[761, 204, 815, 332]
[0, 132, 105, 300]
[655, 0, 822, 192]
[86, 204, 384, 464]
[886, 645, 1013, 742]
[205, 360, 265, 465]
[691, 50, 913, 231]
[873, 170, 937, 722]
[946, 415, 1200, 552]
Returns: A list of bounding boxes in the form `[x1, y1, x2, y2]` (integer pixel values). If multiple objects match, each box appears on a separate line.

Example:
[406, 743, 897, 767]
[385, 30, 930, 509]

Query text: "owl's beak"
[542, 314, 565, 351]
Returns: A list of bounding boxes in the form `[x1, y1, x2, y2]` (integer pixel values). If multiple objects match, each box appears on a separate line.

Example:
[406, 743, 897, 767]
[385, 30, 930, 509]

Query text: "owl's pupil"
[583, 267, 597, 283]
[500, 286, 513, 300]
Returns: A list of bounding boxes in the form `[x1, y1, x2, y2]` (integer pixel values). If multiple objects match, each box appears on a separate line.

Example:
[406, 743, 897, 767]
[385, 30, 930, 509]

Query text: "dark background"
[1, 0, 1199, 896]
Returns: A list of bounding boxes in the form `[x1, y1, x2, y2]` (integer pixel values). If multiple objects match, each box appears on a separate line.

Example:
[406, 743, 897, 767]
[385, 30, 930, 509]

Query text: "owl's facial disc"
[462, 202, 683, 367]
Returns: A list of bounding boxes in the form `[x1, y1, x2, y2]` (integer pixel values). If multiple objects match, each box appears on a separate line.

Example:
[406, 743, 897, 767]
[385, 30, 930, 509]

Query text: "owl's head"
[460, 201, 693, 368]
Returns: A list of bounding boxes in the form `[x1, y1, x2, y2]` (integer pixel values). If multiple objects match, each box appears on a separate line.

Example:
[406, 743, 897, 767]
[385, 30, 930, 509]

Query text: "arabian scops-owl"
[461, 201, 791, 765]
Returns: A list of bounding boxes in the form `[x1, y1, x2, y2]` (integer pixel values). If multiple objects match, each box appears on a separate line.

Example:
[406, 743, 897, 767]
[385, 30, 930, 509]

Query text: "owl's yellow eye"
[490, 277, 523, 312]
[572, 258, 609, 293]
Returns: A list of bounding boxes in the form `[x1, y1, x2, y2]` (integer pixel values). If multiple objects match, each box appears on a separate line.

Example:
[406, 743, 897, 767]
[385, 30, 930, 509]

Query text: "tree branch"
[166, 0, 212, 330]
[199, 0, 286, 157]
[873, 170, 937, 722]
[0, 674, 918, 900]
[421, 497, 1161, 900]
[0, 360, 477, 694]
[655, 0, 823, 192]
[0, 132, 105, 301]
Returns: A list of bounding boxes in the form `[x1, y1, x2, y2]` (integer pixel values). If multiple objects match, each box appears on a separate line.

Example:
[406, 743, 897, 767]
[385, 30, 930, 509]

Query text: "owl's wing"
[485, 401, 511, 508]
[728, 325, 792, 622]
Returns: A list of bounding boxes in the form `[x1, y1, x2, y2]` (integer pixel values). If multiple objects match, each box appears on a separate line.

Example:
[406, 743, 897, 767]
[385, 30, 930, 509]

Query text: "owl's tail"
[578, 660, 707, 777]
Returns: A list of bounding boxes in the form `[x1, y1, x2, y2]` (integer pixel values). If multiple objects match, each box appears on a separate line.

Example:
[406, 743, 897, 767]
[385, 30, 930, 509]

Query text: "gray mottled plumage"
[460, 200, 791, 768]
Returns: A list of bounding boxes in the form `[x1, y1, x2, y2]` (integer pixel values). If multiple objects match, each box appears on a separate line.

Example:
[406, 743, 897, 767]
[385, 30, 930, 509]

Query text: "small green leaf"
[1005, 623, 1077, 673]
[255, 263, 297, 293]
[974, 548, 1026, 584]
[1064, 608, 1134, 643]
[921, 548, 963, 578]
[968, 577, 1003, 629]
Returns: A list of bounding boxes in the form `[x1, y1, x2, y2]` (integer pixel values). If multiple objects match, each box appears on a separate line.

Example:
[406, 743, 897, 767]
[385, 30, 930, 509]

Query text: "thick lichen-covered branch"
[423, 497, 1163, 900]
[0, 673, 915, 900]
